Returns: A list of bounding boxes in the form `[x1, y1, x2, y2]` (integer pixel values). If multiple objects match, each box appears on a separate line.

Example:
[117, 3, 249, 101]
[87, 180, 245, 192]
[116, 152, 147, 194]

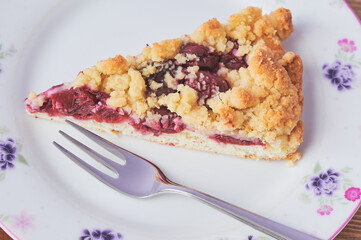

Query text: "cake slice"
[25, 7, 304, 161]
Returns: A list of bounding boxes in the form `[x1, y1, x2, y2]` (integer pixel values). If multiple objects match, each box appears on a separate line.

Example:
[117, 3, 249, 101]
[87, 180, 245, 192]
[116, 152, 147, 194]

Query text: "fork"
[53, 120, 321, 240]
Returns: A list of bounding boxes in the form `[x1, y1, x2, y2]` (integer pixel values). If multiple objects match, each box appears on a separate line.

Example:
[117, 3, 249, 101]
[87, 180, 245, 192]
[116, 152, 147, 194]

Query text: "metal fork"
[53, 120, 321, 240]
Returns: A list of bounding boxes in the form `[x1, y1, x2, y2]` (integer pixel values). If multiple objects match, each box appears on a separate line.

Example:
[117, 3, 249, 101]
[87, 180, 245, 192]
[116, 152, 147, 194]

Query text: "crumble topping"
[127, 68, 147, 116]
[190, 18, 227, 52]
[226, 7, 262, 44]
[149, 80, 163, 91]
[136, 39, 183, 63]
[96, 55, 130, 75]
[26, 6, 303, 160]
[28, 92, 37, 100]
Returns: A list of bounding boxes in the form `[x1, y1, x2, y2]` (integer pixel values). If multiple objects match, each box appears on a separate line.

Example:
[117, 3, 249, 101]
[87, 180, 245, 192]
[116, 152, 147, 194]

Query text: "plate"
[1, 0, 361, 239]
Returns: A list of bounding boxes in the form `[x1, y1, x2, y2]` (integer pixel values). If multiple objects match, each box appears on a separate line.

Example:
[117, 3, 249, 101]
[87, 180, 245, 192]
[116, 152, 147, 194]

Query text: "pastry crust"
[96, 55, 130, 75]
[190, 18, 227, 52]
[25, 7, 303, 161]
[137, 39, 183, 63]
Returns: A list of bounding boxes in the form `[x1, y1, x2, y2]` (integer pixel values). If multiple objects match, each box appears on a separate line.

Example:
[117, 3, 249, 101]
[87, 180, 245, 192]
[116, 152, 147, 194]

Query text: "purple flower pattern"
[301, 162, 360, 216]
[80, 229, 122, 240]
[306, 169, 340, 196]
[323, 61, 354, 90]
[322, 38, 361, 91]
[0, 131, 28, 182]
[0, 138, 17, 170]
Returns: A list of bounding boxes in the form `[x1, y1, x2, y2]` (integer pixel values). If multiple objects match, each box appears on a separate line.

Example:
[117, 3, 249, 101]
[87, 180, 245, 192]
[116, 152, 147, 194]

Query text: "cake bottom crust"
[28, 112, 301, 162]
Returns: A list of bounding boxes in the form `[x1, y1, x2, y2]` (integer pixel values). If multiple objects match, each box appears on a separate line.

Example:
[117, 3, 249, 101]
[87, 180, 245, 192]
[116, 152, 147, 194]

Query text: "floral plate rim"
[1, 0, 361, 239]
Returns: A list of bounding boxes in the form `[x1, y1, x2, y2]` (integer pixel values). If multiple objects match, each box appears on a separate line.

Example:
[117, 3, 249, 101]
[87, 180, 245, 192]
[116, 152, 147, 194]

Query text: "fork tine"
[53, 141, 118, 185]
[59, 130, 120, 175]
[65, 120, 142, 162]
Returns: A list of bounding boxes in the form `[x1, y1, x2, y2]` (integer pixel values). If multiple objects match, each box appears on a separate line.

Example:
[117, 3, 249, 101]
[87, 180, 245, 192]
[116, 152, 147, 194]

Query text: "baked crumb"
[26, 6, 303, 161]
[28, 92, 37, 100]
[190, 18, 227, 52]
[97, 55, 130, 75]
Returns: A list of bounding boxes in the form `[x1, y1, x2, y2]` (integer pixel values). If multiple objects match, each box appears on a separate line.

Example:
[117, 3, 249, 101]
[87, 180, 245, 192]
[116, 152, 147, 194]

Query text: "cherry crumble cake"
[25, 7, 304, 161]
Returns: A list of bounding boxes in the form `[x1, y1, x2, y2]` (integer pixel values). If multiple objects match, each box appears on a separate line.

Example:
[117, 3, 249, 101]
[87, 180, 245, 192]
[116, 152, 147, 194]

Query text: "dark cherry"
[210, 134, 265, 146]
[218, 40, 248, 70]
[220, 53, 248, 70]
[93, 105, 125, 123]
[143, 60, 178, 97]
[184, 70, 230, 100]
[155, 107, 185, 133]
[50, 87, 103, 117]
[130, 107, 185, 136]
[190, 55, 219, 70]
[154, 87, 177, 96]
[180, 43, 219, 70]
[40, 86, 126, 123]
[181, 42, 209, 56]
[153, 106, 174, 116]
[35, 86, 185, 135]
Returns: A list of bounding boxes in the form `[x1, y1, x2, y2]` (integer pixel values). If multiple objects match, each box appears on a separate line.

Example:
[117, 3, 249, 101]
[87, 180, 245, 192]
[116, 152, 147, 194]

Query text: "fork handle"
[163, 184, 321, 240]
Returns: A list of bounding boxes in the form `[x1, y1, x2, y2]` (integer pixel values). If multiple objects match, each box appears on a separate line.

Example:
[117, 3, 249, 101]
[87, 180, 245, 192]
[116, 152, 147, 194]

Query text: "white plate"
[1, 0, 361, 239]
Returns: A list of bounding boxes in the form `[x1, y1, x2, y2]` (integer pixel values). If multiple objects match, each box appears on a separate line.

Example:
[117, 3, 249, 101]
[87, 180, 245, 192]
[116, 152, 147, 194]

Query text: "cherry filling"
[141, 42, 247, 102]
[180, 43, 219, 70]
[221, 52, 248, 70]
[210, 134, 265, 146]
[27, 87, 263, 146]
[28, 86, 184, 135]
[220, 42, 248, 70]
[38, 86, 126, 123]
[184, 70, 230, 102]
[27, 41, 257, 147]
[144, 60, 178, 97]
[180, 42, 248, 71]
[129, 107, 185, 136]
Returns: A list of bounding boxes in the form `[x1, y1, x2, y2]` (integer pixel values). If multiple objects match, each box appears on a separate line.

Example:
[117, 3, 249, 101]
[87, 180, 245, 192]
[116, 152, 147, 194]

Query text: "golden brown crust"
[227, 87, 256, 110]
[96, 55, 130, 75]
[28, 7, 303, 161]
[268, 8, 293, 40]
[190, 18, 227, 51]
[282, 53, 304, 112]
[284, 120, 303, 161]
[226, 7, 262, 44]
[247, 41, 302, 142]
[137, 39, 183, 63]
